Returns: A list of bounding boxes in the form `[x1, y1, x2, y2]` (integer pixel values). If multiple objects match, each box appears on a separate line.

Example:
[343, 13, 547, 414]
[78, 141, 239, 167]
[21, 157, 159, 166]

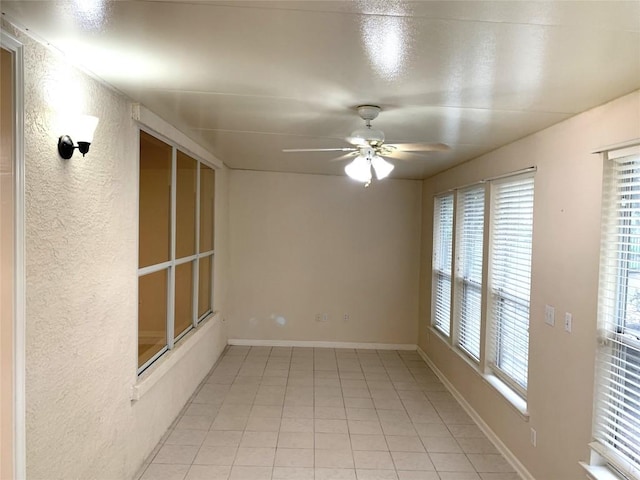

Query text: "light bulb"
[345, 155, 372, 183]
[371, 155, 394, 180]
[71, 115, 99, 143]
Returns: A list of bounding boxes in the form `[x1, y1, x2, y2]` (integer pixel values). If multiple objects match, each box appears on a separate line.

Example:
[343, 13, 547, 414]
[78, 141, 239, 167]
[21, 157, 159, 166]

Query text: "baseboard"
[227, 338, 417, 351]
[416, 346, 534, 480]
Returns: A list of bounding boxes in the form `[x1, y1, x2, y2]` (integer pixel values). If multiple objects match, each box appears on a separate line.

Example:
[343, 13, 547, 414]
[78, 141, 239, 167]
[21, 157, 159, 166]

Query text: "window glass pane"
[489, 176, 534, 394]
[176, 151, 197, 259]
[433, 193, 454, 336]
[138, 270, 167, 367]
[198, 255, 212, 318]
[139, 131, 172, 268]
[593, 151, 640, 475]
[459, 283, 482, 360]
[174, 261, 194, 339]
[457, 186, 485, 360]
[200, 164, 215, 252]
[595, 341, 640, 465]
[621, 185, 640, 336]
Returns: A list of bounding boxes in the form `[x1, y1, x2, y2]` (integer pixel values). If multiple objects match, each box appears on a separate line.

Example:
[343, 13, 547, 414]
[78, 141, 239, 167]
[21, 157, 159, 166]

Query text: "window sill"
[428, 327, 529, 420]
[131, 312, 220, 402]
[483, 374, 529, 420]
[580, 463, 631, 480]
[429, 325, 452, 347]
[583, 443, 640, 480]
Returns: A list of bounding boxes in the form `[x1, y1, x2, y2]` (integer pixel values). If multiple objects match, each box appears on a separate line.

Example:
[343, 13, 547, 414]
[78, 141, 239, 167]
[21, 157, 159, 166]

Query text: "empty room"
[0, 2, 639, 480]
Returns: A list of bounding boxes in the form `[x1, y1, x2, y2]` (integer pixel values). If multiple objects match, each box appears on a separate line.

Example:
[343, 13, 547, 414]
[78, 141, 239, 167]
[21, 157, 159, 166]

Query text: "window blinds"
[489, 176, 534, 395]
[456, 186, 485, 360]
[433, 193, 454, 336]
[593, 148, 640, 479]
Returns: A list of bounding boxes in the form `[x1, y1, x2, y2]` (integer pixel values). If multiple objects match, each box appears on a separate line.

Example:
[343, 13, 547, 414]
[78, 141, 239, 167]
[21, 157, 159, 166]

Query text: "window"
[488, 176, 534, 395]
[455, 186, 485, 361]
[138, 130, 215, 373]
[433, 193, 454, 336]
[430, 172, 535, 402]
[591, 146, 640, 479]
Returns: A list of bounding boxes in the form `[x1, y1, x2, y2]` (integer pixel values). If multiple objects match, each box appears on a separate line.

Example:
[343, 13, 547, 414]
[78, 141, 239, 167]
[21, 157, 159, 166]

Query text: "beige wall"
[2, 21, 230, 480]
[419, 90, 640, 479]
[214, 165, 230, 323]
[228, 170, 422, 345]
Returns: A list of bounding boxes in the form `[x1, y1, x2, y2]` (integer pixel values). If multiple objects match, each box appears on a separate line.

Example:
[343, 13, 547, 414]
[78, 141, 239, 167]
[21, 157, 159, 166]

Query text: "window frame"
[588, 144, 640, 480]
[454, 184, 487, 364]
[486, 174, 535, 399]
[137, 126, 216, 375]
[432, 192, 455, 338]
[429, 169, 535, 410]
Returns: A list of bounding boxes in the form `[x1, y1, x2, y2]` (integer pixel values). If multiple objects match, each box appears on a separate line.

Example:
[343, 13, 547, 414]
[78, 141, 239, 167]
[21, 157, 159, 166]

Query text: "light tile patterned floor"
[135, 346, 520, 480]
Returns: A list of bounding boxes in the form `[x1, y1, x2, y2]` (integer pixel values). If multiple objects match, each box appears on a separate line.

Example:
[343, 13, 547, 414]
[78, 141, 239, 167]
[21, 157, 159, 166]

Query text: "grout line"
[138, 345, 520, 479]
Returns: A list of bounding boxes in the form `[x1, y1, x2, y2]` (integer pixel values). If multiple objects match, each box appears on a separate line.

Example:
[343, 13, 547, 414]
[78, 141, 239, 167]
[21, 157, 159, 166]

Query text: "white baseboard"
[227, 338, 417, 351]
[416, 346, 534, 480]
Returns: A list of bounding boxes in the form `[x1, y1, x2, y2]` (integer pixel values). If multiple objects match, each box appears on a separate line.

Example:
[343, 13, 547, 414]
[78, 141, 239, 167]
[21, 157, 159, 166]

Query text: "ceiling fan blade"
[329, 152, 358, 163]
[387, 142, 450, 152]
[282, 148, 357, 153]
[382, 150, 437, 162]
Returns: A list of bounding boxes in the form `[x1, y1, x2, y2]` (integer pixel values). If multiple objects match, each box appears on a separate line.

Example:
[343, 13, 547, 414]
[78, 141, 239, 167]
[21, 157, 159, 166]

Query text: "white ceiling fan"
[283, 105, 449, 186]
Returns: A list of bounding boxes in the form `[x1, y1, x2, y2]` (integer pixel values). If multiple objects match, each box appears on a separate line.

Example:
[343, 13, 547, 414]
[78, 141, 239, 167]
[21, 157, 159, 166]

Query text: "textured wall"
[419, 90, 640, 480]
[2, 22, 228, 480]
[21, 22, 140, 479]
[228, 171, 422, 345]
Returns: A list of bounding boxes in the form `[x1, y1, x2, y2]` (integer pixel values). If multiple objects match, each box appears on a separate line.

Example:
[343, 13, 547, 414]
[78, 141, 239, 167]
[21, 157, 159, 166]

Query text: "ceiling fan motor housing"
[351, 105, 384, 146]
[357, 105, 381, 121]
[350, 127, 385, 147]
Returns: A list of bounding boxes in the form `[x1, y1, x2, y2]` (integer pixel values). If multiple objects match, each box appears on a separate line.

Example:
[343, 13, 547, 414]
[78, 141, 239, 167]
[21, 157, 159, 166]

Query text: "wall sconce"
[57, 115, 99, 159]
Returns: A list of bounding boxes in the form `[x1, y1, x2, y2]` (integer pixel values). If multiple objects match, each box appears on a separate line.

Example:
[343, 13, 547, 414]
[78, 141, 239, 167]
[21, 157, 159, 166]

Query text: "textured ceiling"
[2, 0, 639, 179]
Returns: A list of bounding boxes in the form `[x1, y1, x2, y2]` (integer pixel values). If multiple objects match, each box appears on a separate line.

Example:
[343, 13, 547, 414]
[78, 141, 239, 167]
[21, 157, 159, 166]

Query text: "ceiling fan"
[283, 105, 449, 186]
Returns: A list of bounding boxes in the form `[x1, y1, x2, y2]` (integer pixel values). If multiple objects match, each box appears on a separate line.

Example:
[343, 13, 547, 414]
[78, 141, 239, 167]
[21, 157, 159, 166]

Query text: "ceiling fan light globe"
[349, 127, 385, 146]
[346, 134, 368, 146]
[345, 156, 372, 183]
[371, 155, 394, 180]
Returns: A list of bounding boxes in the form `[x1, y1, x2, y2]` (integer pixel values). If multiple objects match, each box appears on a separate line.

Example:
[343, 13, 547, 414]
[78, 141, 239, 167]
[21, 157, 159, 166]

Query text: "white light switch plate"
[564, 312, 572, 332]
[545, 305, 555, 326]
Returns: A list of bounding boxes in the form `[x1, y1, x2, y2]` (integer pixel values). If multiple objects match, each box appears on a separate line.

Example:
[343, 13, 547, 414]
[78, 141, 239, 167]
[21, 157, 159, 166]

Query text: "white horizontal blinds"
[433, 193, 454, 336]
[456, 186, 485, 360]
[593, 147, 640, 478]
[489, 175, 534, 395]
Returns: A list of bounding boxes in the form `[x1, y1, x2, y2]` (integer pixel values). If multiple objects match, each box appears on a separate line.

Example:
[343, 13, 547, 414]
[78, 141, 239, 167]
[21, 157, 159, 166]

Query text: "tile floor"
[135, 346, 520, 480]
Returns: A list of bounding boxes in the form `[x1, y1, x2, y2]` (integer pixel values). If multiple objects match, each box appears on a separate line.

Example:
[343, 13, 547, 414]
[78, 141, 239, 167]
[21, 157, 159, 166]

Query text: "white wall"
[419, 90, 640, 480]
[4, 22, 229, 480]
[228, 170, 422, 345]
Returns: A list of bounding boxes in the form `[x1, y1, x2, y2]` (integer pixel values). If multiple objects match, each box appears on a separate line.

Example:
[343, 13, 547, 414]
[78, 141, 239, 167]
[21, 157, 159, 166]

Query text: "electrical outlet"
[343, 313, 349, 322]
[564, 312, 572, 333]
[315, 314, 322, 322]
[544, 305, 555, 327]
[530, 428, 537, 447]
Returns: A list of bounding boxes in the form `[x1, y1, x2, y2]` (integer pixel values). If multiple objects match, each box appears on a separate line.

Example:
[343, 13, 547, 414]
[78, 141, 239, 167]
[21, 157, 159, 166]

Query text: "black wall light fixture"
[57, 115, 99, 159]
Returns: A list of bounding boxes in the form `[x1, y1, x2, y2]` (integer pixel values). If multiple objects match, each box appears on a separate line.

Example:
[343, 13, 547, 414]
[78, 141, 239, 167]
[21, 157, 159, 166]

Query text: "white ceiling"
[2, 1, 640, 179]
